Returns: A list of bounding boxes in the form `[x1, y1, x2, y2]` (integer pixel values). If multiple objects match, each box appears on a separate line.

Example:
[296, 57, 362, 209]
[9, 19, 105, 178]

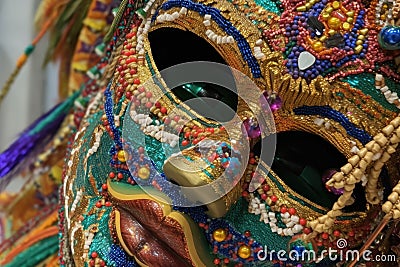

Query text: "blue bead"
[378, 26, 400, 50]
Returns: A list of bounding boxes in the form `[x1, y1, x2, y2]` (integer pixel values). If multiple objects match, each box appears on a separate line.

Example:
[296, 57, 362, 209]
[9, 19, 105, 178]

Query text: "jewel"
[243, 118, 261, 138]
[322, 169, 344, 195]
[325, 33, 345, 48]
[261, 91, 282, 112]
[298, 51, 316, 70]
[238, 245, 251, 259]
[307, 16, 325, 36]
[138, 167, 150, 179]
[328, 17, 341, 30]
[378, 26, 400, 50]
[213, 228, 227, 242]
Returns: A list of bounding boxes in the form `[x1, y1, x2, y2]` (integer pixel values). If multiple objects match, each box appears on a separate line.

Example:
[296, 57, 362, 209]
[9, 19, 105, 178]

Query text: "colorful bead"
[213, 228, 228, 242]
[237, 245, 252, 259]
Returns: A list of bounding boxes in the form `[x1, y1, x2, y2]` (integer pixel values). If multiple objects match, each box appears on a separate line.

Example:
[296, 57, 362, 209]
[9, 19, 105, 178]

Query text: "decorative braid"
[307, 115, 400, 238]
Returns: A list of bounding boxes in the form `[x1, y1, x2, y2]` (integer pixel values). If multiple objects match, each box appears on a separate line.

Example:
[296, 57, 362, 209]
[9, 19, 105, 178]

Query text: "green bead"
[95, 43, 106, 56]
[136, 8, 147, 19]
[24, 44, 35, 55]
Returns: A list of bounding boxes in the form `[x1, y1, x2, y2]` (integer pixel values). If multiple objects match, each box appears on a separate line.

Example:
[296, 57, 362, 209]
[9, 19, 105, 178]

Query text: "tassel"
[0, 91, 79, 191]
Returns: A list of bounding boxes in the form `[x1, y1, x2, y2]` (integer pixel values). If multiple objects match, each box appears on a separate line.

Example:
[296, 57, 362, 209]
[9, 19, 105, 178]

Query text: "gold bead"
[346, 11, 354, 17]
[328, 17, 341, 30]
[328, 29, 336, 35]
[138, 167, 150, 179]
[356, 40, 363, 45]
[319, 35, 327, 42]
[296, 5, 306, 12]
[360, 28, 369, 35]
[326, 7, 334, 13]
[332, 1, 341, 9]
[354, 45, 363, 54]
[322, 13, 330, 20]
[312, 41, 324, 52]
[346, 17, 354, 23]
[238, 245, 252, 259]
[213, 228, 227, 242]
[117, 150, 126, 162]
[342, 22, 351, 31]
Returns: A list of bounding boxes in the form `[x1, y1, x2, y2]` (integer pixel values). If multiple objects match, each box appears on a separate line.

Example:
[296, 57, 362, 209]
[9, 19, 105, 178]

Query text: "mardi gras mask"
[2, 0, 400, 267]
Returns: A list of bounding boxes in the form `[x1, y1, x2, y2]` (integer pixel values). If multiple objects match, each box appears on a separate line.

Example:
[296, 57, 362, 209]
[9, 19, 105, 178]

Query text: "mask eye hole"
[148, 28, 238, 122]
[266, 131, 366, 211]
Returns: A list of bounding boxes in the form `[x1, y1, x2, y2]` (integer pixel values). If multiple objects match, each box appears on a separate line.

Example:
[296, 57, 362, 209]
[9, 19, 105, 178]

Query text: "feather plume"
[0, 91, 79, 191]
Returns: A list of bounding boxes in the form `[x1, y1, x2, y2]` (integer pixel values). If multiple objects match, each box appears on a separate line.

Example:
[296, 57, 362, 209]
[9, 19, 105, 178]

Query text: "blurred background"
[0, 0, 59, 190]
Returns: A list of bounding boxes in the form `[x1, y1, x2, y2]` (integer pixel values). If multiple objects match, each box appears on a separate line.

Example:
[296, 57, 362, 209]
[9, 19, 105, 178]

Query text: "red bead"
[244, 230, 251, 237]
[184, 132, 191, 139]
[192, 138, 199, 145]
[288, 208, 296, 215]
[138, 86, 145, 93]
[299, 218, 307, 226]
[280, 206, 287, 214]
[99, 260, 106, 267]
[134, 78, 141, 85]
[249, 158, 256, 165]
[145, 92, 152, 98]
[145, 102, 153, 108]
[138, 146, 145, 154]
[130, 69, 137, 75]
[207, 127, 215, 133]
[125, 91, 133, 100]
[242, 191, 249, 197]
[262, 184, 270, 192]
[270, 195, 278, 202]
[117, 173, 123, 179]
[91, 252, 98, 258]
[105, 201, 112, 207]
[102, 184, 108, 190]
[182, 140, 189, 146]
[213, 258, 221, 265]
[322, 232, 329, 240]
[261, 193, 267, 200]
[348, 231, 355, 237]
[173, 115, 180, 122]
[163, 117, 171, 125]
[109, 172, 115, 178]
[160, 107, 167, 114]
[126, 32, 136, 38]
[89, 259, 95, 266]
[155, 101, 161, 108]
[126, 57, 137, 64]
[95, 202, 102, 208]
[333, 230, 340, 237]
[303, 227, 311, 234]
